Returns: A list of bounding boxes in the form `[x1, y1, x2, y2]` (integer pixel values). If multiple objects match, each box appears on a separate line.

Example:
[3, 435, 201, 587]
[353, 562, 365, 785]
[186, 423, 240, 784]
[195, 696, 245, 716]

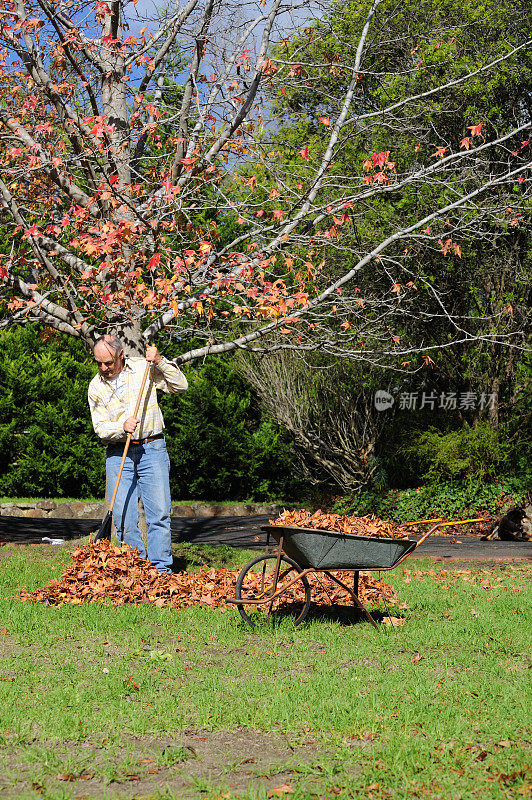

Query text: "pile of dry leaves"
[306, 570, 397, 606]
[18, 540, 396, 609]
[270, 508, 409, 540]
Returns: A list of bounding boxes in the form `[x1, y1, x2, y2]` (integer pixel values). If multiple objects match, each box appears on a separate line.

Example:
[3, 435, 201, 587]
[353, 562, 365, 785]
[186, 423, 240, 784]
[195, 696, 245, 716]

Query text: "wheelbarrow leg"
[260, 530, 272, 594]
[267, 535, 284, 621]
[323, 571, 379, 629]
[352, 594, 378, 629]
[352, 570, 361, 622]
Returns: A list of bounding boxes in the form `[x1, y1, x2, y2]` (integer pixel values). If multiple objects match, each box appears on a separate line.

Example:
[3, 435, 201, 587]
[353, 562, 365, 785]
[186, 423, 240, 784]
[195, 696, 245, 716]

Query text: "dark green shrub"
[377, 412, 530, 489]
[413, 422, 513, 483]
[160, 359, 304, 501]
[0, 326, 103, 498]
[333, 477, 530, 523]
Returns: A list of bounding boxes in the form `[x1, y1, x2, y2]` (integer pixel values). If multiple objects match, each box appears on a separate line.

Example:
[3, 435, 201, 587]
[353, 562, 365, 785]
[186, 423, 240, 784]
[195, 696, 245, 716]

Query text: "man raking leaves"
[88, 335, 188, 572]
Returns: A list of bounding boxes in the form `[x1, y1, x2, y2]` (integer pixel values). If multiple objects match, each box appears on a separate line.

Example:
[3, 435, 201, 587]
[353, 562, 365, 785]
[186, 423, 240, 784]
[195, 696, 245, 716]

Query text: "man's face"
[94, 342, 124, 379]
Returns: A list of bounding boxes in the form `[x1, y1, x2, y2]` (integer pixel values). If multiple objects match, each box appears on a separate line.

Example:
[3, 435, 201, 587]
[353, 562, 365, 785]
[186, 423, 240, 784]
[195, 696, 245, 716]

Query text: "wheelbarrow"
[227, 518, 481, 628]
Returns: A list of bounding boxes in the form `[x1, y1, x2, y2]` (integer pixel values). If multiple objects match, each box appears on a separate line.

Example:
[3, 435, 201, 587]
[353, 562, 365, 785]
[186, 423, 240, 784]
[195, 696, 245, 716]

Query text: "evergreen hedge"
[0, 326, 102, 498]
[0, 326, 301, 501]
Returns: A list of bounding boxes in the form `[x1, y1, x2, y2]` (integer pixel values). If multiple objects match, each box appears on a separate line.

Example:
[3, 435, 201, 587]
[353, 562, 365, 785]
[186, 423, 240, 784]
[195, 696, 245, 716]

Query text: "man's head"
[93, 335, 125, 379]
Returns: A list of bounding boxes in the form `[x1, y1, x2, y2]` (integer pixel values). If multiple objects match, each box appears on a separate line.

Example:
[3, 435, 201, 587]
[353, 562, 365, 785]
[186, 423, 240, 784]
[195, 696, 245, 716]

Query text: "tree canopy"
[0, 0, 529, 364]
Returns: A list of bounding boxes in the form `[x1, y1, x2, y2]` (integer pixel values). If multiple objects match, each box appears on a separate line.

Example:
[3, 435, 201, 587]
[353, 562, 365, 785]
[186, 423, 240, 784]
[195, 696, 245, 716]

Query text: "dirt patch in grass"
[0, 729, 349, 799]
[0, 547, 16, 562]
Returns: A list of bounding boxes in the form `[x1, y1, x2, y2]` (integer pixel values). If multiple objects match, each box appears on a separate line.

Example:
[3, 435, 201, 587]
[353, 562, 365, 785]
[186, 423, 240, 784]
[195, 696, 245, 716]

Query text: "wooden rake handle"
[108, 361, 152, 514]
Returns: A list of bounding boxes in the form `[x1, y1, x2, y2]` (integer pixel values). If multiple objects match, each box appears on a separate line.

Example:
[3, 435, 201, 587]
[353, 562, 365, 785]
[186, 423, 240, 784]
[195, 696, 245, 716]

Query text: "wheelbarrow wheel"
[235, 553, 311, 628]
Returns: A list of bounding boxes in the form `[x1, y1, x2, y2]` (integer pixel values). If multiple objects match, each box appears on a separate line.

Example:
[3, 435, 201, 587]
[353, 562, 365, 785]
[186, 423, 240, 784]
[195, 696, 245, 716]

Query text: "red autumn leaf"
[468, 123, 483, 137]
[371, 152, 388, 168]
[299, 147, 309, 160]
[147, 253, 161, 271]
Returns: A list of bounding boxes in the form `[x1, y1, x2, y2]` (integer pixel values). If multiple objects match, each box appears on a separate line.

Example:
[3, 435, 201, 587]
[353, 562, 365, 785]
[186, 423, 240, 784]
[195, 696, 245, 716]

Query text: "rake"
[94, 361, 151, 542]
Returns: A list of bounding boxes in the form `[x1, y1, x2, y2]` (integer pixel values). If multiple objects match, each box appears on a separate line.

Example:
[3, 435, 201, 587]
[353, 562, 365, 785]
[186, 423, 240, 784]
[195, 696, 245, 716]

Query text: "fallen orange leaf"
[269, 784, 294, 796]
[382, 616, 406, 628]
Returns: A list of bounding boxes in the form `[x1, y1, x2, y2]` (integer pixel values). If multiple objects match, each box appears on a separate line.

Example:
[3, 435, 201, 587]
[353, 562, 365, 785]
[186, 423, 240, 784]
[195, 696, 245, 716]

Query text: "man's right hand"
[123, 416, 140, 434]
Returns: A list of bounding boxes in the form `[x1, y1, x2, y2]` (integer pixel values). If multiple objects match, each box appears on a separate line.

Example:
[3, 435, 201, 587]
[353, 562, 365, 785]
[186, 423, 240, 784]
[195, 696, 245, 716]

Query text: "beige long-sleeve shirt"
[88, 356, 188, 443]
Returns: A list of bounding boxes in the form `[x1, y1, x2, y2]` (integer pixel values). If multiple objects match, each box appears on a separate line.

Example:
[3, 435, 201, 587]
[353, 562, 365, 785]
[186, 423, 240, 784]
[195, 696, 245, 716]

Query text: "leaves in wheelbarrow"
[271, 509, 409, 540]
[18, 540, 396, 609]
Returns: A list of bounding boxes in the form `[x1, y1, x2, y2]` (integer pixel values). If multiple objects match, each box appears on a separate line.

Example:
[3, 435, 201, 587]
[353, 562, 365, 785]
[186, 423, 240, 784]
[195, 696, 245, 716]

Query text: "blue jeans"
[106, 438, 172, 573]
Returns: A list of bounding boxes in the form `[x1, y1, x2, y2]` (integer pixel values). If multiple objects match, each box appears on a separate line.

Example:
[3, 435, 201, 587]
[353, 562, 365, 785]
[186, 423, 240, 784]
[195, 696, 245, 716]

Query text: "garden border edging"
[0, 501, 286, 520]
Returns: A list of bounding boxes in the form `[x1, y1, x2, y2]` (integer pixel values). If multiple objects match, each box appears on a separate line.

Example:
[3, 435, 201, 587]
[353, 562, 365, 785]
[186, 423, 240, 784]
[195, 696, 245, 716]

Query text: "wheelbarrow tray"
[262, 525, 416, 570]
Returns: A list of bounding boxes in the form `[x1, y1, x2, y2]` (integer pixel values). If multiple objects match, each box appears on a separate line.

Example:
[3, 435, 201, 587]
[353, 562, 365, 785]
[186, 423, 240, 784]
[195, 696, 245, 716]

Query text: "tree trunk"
[109, 319, 145, 357]
[488, 376, 500, 428]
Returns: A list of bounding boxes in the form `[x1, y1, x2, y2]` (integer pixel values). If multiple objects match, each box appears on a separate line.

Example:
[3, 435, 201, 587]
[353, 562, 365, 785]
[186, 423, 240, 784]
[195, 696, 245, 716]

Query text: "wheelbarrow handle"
[414, 523, 444, 549]
[413, 518, 484, 550]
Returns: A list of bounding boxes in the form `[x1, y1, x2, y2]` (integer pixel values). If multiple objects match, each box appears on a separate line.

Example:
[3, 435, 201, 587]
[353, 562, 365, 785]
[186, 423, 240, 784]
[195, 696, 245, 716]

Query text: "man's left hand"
[146, 345, 162, 365]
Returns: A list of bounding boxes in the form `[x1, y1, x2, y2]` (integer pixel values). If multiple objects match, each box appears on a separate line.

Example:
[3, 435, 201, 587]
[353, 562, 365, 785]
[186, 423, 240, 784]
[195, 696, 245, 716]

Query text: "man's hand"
[146, 345, 162, 365]
[124, 416, 140, 434]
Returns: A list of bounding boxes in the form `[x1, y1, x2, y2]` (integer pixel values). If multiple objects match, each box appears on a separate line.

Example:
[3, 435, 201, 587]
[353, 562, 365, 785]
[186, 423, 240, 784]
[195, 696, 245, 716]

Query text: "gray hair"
[93, 335, 124, 355]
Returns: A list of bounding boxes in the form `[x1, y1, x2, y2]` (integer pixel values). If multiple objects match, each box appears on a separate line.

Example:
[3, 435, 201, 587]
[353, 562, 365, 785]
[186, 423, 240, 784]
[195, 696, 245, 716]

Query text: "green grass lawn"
[0, 541, 530, 800]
